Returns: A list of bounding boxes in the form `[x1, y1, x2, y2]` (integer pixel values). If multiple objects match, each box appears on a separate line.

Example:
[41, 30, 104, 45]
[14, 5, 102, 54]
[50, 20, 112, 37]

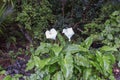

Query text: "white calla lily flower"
[62, 27, 74, 41]
[45, 28, 57, 40]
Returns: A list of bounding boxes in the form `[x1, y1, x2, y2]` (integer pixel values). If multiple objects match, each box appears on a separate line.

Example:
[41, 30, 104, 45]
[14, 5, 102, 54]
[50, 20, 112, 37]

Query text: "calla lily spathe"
[45, 28, 57, 40]
[62, 27, 74, 41]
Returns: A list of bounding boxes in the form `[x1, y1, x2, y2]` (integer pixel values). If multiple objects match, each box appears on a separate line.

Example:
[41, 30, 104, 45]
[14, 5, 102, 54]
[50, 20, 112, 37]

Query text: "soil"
[113, 63, 120, 80]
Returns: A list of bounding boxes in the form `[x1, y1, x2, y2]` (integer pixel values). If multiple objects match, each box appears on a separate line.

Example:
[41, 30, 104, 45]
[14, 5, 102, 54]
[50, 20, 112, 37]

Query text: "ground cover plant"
[0, 0, 120, 80]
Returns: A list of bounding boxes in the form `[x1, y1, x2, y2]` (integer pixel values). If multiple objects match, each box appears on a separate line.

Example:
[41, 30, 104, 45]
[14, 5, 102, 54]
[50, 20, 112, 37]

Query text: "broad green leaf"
[100, 46, 117, 51]
[74, 54, 90, 67]
[109, 75, 115, 80]
[84, 36, 93, 49]
[107, 34, 113, 40]
[39, 58, 51, 69]
[52, 44, 63, 56]
[96, 51, 103, 67]
[49, 64, 58, 73]
[96, 51, 102, 57]
[26, 59, 35, 71]
[105, 20, 110, 26]
[59, 54, 73, 80]
[106, 53, 115, 64]
[0, 70, 6, 74]
[64, 44, 80, 54]
[57, 33, 66, 46]
[35, 43, 51, 55]
[83, 69, 91, 80]
[89, 75, 101, 80]
[52, 71, 64, 80]
[43, 74, 50, 80]
[12, 74, 22, 80]
[33, 56, 41, 68]
[103, 54, 115, 74]
[103, 56, 111, 73]
[33, 56, 50, 69]
[79, 45, 88, 52]
[90, 61, 102, 73]
[112, 11, 119, 16]
[3, 75, 12, 80]
[116, 16, 120, 23]
[74, 65, 82, 73]
[48, 56, 59, 65]
[95, 51, 115, 75]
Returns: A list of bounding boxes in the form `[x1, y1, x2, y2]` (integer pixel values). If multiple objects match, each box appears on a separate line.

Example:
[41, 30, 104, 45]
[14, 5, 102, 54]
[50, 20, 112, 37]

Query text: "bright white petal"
[45, 28, 57, 40]
[62, 27, 74, 41]
[45, 30, 51, 38]
[68, 28, 74, 34]
[50, 28, 57, 40]
[62, 29, 66, 33]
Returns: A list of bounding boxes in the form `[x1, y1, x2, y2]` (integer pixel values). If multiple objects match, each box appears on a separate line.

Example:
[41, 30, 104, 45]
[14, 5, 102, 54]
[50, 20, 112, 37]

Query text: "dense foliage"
[24, 35, 116, 80]
[0, 0, 120, 80]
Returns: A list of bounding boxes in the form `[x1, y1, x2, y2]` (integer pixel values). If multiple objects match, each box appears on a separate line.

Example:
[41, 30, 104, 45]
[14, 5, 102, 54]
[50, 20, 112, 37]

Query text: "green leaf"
[12, 74, 22, 80]
[106, 53, 115, 64]
[49, 64, 58, 73]
[48, 56, 59, 65]
[26, 59, 35, 71]
[74, 65, 82, 73]
[35, 43, 51, 55]
[74, 54, 90, 67]
[33, 56, 41, 68]
[39, 58, 51, 69]
[109, 75, 115, 80]
[94, 51, 102, 63]
[84, 36, 93, 49]
[59, 54, 73, 80]
[95, 51, 115, 75]
[90, 61, 102, 72]
[64, 44, 80, 54]
[107, 34, 113, 40]
[43, 74, 50, 80]
[57, 33, 66, 46]
[0, 70, 6, 74]
[52, 71, 64, 80]
[52, 44, 63, 56]
[79, 45, 89, 52]
[116, 16, 120, 23]
[103, 55, 114, 76]
[103, 56, 111, 73]
[83, 69, 91, 80]
[96, 51, 103, 67]
[112, 11, 119, 16]
[105, 20, 111, 26]
[33, 56, 51, 69]
[100, 46, 117, 51]
[3, 75, 12, 80]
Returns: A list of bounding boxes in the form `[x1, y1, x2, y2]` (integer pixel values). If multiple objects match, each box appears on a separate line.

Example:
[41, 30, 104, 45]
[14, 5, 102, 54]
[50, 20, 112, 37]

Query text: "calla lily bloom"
[62, 27, 74, 41]
[45, 28, 57, 40]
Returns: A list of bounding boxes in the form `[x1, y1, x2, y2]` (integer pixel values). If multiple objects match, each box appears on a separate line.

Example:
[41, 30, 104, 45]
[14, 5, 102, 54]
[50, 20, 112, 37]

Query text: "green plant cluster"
[83, 10, 120, 66]
[5, 35, 116, 80]
[101, 11, 120, 46]
[15, 0, 55, 40]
